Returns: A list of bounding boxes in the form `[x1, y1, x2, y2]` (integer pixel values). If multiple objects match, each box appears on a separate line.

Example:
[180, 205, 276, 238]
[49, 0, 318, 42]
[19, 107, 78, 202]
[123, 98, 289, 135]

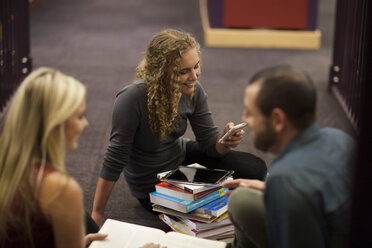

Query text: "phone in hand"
[218, 122, 247, 144]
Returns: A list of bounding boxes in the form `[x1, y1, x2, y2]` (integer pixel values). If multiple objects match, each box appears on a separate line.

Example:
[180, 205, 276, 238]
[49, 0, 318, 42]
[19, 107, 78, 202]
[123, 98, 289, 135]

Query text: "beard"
[253, 120, 276, 152]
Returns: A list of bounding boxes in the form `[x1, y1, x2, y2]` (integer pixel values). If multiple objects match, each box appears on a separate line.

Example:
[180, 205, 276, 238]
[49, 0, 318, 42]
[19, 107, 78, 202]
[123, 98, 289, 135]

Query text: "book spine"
[178, 214, 231, 231]
[155, 185, 194, 202]
[194, 195, 228, 217]
[183, 185, 207, 194]
[150, 192, 187, 212]
[159, 214, 188, 235]
[150, 189, 227, 213]
[194, 187, 221, 200]
[162, 214, 196, 236]
[179, 217, 197, 230]
[185, 188, 226, 212]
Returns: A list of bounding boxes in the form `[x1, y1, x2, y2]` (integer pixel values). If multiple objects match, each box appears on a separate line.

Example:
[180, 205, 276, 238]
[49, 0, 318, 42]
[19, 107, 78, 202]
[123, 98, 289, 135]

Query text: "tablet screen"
[162, 166, 234, 185]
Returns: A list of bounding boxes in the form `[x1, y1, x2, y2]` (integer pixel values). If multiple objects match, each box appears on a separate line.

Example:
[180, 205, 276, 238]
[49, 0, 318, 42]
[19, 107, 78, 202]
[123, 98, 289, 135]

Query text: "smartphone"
[218, 122, 247, 143]
[161, 166, 234, 186]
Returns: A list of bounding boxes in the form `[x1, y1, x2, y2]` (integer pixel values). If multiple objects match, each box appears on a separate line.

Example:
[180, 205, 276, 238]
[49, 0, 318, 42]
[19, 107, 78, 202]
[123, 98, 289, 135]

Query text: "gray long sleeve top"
[265, 123, 356, 248]
[100, 79, 221, 198]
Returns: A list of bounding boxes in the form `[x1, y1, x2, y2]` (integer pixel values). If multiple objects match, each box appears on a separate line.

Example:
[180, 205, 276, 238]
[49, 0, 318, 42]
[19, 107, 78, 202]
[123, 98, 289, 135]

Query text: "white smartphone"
[218, 122, 247, 143]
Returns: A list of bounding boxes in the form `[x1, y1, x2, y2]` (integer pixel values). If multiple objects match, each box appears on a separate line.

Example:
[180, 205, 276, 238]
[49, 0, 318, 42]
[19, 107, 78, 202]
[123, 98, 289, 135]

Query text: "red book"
[155, 181, 221, 202]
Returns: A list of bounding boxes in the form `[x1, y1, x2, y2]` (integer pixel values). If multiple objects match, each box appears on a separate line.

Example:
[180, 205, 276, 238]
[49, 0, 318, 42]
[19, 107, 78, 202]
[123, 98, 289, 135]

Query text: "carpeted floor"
[30, 0, 355, 229]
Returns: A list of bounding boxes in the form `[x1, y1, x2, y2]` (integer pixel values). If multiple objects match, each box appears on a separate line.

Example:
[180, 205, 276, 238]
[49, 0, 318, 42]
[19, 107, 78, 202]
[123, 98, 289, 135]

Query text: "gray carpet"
[30, 0, 355, 229]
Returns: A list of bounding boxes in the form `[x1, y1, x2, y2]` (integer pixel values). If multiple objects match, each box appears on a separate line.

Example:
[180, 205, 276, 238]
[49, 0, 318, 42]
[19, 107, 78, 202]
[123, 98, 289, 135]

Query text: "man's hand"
[223, 179, 265, 195]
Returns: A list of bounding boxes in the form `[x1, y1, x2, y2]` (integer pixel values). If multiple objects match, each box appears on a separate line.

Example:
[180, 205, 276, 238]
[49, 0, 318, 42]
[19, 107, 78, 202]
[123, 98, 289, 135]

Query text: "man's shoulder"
[319, 127, 356, 147]
[276, 126, 356, 167]
[270, 150, 310, 174]
[267, 126, 355, 194]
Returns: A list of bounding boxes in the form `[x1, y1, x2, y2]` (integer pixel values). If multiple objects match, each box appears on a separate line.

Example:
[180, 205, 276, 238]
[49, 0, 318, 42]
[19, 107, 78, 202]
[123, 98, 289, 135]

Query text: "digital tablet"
[161, 166, 234, 186]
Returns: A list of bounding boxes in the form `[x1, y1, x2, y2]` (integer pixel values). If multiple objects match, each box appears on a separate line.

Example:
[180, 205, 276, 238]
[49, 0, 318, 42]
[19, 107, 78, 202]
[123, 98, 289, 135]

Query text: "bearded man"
[224, 65, 356, 248]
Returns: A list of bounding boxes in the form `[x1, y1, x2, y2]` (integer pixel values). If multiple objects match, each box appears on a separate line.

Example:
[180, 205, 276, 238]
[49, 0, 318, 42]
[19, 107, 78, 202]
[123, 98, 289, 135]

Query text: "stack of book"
[149, 180, 234, 242]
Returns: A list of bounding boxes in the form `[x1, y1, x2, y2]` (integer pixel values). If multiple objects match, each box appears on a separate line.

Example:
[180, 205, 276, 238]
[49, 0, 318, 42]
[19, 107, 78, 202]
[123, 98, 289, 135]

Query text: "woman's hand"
[85, 233, 108, 247]
[139, 243, 167, 248]
[216, 122, 245, 155]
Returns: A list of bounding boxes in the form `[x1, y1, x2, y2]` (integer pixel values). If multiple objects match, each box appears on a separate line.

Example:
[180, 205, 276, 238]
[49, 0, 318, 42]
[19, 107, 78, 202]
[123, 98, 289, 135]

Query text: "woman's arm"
[39, 172, 85, 248]
[92, 82, 143, 226]
[92, 178, 115, 227]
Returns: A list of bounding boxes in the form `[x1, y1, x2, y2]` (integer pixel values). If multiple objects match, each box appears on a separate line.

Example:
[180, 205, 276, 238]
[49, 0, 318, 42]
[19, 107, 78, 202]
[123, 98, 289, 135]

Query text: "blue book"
[193, 195, 229, 217]
[150, 188, 227, 213]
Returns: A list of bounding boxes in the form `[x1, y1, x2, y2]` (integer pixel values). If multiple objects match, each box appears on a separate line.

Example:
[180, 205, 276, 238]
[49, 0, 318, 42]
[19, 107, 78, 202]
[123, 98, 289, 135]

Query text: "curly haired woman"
[0, 68, 107, 247]
[92, 29, 267, 226]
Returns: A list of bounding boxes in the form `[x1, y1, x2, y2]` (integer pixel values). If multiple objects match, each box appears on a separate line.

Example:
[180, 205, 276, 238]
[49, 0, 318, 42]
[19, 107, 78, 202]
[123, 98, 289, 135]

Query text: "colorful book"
[160, 214, 235, 239]
[193, 195, 228, 217]
[158, 214, 188, 235]
[152, 204, 217, 223]
[169, 182, 220, 194]
[159, 214, 195, 236]
[178, 212, 231, 231]
[149, 188, 227, 213]
[155, 181, 221, 201]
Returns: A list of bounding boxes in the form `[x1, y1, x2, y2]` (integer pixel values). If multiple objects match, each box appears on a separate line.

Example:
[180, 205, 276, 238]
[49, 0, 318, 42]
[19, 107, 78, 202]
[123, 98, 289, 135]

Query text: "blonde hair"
[0, 67, 86, 244]
[136, 29, 200, 139]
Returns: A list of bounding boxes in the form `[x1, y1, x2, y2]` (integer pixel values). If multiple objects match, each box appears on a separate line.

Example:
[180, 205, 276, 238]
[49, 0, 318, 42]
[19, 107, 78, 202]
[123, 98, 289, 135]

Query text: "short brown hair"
[249, 65, 316, 130]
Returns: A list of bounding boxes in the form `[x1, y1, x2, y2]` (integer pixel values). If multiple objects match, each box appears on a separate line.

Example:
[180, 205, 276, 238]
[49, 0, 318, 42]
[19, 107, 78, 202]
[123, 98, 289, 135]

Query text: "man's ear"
[271, 108, 288, 132]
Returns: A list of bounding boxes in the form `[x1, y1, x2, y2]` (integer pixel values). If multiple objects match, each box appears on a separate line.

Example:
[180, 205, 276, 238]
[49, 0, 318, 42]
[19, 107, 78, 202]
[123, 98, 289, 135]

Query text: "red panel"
[223, 0, 308, 30]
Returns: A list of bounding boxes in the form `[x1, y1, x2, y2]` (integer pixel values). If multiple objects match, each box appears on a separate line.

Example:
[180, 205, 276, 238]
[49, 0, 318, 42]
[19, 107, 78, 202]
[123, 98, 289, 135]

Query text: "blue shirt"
[265, 123, 356, 248]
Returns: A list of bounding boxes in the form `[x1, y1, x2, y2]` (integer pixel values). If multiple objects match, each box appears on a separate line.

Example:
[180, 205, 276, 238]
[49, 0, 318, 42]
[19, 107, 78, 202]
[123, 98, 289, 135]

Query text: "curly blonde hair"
[136, 29, 200, 139]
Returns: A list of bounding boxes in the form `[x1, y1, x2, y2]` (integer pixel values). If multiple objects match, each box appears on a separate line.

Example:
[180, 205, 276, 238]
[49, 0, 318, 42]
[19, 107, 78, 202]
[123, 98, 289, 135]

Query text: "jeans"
[228, 187, 267, 248]
[183, 140, 267, 180]
[85, 211, 100, 233]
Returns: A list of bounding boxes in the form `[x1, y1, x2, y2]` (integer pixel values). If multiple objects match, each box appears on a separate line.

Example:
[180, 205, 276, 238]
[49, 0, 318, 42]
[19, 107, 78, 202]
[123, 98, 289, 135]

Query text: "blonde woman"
[0, 68, 106, 247]
[92, 29, 267, 226]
